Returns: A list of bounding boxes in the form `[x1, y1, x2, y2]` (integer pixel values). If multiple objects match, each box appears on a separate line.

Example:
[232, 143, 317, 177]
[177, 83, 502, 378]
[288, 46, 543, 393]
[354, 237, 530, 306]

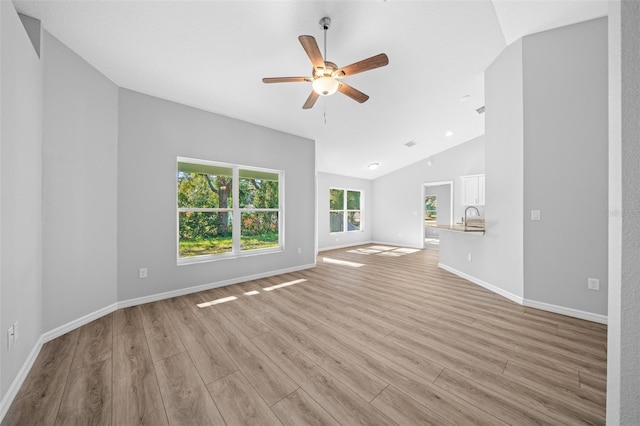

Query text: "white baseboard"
[318, 241, 375, 252]
[438, 262, 608, 324]
[523, 299, 608, 325]
[117, 262, 316, 309]
[438, 262, 524, 305]
[41, 303, 119, 344]
[0, 335, 44, 422]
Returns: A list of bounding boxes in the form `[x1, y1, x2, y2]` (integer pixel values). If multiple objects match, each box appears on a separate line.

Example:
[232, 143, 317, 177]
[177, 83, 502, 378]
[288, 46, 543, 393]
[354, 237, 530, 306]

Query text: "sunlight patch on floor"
[394, 247, 420, 254]
[263, 278, 307, 291]
[378, 251, 403, 257]
[195, 279, 307, 309]
[368, 245, 398, 251]
[322, 257, 365, 267]
[347, 245, 420, 256]
[197, 295, 238, 308]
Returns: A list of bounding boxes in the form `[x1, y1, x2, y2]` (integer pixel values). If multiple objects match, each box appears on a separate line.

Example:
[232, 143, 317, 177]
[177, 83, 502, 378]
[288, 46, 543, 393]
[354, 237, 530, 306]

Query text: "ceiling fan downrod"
[319, 17, 331, 61]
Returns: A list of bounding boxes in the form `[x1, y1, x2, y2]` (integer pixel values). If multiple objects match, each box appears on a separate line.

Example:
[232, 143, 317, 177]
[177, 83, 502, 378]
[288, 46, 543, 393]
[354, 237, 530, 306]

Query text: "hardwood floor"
[2, 245, 607, 425]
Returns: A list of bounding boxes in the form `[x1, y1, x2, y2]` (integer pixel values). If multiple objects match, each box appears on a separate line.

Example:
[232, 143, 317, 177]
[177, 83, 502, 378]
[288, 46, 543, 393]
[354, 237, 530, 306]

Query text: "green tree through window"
[330, 188, 362, 233]
[425, 195, 437, 225]
[177, 158, 281, 261]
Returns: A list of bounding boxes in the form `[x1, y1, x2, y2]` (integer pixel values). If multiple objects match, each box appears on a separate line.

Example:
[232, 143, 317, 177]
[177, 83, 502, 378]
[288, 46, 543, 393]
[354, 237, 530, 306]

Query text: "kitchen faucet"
[464, 206, 480, 223]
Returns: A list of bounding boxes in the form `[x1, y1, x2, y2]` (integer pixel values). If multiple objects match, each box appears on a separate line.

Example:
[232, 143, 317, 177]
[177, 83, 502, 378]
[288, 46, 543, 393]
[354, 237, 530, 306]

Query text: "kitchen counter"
[431, 224, 485, 234]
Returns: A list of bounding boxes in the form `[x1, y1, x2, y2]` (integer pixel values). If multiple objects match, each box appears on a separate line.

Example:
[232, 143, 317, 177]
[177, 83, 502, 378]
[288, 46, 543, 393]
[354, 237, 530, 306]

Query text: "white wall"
[0, 0, 43, 406]
[606, 3, 621, 420]
[607, 0, 640, 423]
[372, 136, 484, 248]
[117, 89, 316, 302]
[522, 18, 608, 316]
[317, 172, 373, 251]
[41, 32, 119, 332]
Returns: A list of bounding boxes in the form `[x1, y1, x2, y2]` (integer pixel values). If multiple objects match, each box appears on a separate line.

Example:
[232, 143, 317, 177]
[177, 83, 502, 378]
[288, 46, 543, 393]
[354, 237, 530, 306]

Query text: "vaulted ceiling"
[15, 0, 608, 179]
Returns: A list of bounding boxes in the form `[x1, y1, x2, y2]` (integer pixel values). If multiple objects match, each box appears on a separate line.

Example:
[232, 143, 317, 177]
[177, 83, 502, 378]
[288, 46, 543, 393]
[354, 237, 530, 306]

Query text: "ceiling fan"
[262, 17, 389, 109]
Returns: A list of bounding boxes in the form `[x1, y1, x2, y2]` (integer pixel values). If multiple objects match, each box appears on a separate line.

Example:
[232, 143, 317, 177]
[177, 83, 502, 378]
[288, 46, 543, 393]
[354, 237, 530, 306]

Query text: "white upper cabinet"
[461, 174, 485, 206]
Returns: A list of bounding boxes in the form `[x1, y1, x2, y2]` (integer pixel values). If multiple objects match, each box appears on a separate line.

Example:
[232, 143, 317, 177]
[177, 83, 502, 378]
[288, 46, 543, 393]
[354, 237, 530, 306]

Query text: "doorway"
[422, 181, 453, 249]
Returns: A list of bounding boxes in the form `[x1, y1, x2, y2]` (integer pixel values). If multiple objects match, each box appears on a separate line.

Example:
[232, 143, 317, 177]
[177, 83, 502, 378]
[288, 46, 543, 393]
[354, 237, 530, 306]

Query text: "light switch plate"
[531, 210, 541, 221]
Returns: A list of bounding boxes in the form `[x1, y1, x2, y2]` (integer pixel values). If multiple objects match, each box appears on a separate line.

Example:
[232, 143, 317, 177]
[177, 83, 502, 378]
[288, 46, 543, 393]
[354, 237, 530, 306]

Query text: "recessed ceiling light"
[445, 131, 454, 137]
[404, 140, 417, 148]
[368, 162, 379, 170]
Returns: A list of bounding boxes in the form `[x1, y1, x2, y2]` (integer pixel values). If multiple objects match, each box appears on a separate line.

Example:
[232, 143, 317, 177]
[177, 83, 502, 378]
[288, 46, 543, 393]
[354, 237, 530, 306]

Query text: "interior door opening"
[422, 181, 453, 249]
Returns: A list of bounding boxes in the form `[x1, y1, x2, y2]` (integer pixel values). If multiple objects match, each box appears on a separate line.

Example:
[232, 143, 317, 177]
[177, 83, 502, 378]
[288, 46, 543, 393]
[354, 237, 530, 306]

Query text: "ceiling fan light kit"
[312, 76, 339, 96]
[262, 16, 389, 109]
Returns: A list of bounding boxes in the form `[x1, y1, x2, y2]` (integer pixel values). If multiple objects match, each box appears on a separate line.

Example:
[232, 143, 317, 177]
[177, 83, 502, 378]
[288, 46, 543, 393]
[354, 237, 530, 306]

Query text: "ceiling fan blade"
[298, 35, 325, 70]
[262, 77, 311, 84]
[338, 83, 369, 103]
[335, 53, 389, 78]
[302, 91, 320, 109]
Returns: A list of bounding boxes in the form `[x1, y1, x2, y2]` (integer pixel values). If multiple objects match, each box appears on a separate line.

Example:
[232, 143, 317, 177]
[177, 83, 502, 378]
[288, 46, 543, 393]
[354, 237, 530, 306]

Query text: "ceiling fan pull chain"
[324, 101, 327, 125]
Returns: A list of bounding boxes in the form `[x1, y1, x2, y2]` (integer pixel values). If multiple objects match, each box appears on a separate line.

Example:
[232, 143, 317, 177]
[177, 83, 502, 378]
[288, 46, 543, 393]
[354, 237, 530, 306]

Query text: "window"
[329, 188, 362, 233]
[177, 157, 282, 263]
[425, 195, 437, 226]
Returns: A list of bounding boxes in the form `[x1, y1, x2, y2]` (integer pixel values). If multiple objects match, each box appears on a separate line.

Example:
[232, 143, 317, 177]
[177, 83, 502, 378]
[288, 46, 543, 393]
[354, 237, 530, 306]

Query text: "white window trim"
[329, 187, 364, 234]
[177, 157, 284, 265]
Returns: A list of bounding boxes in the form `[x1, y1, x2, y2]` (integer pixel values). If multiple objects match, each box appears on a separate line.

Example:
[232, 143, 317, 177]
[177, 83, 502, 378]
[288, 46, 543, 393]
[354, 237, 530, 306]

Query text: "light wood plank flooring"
[2, 245, 607, 425]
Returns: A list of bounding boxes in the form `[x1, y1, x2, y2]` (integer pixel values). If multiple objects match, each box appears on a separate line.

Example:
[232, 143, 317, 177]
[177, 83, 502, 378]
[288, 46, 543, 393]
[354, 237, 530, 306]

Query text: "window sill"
[177, 246, 283, 266]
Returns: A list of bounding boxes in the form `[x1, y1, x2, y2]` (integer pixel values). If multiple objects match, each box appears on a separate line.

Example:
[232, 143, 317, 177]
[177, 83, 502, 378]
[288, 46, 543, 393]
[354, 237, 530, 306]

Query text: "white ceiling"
[14, 0, 607, 179]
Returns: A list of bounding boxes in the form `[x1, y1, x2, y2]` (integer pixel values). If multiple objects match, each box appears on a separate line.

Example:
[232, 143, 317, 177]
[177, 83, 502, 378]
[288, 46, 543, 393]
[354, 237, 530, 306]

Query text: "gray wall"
[619, 2, 640, 421]
[117, 89, 316, 301]
[0, 0, 43, 400]
[440, 19, 608, 318]
[522, 18, 608, 315]
[372, 135, 484, 248]
[42, 32, 119, 332]
[317, 172, 373, 251]
[437, 42, 524, 297]
[607, 1, 640, 423]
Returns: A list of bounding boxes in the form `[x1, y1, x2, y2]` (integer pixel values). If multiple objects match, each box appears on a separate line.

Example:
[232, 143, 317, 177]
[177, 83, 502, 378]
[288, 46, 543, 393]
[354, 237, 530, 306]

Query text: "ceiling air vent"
[476, 106, 486, 114]
[404, 140, 417, 148]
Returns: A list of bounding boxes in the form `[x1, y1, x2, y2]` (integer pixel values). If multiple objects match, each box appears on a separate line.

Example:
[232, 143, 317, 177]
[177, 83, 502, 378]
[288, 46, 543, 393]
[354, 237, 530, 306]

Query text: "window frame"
[329, 187, 364, 234]
[177, 157, 284, 265]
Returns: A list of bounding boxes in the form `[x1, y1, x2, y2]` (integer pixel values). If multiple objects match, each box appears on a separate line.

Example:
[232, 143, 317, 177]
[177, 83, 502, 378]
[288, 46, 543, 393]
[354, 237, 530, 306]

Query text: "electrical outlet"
[588, 278, 600, 291]
[139, 267, 148, 279]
